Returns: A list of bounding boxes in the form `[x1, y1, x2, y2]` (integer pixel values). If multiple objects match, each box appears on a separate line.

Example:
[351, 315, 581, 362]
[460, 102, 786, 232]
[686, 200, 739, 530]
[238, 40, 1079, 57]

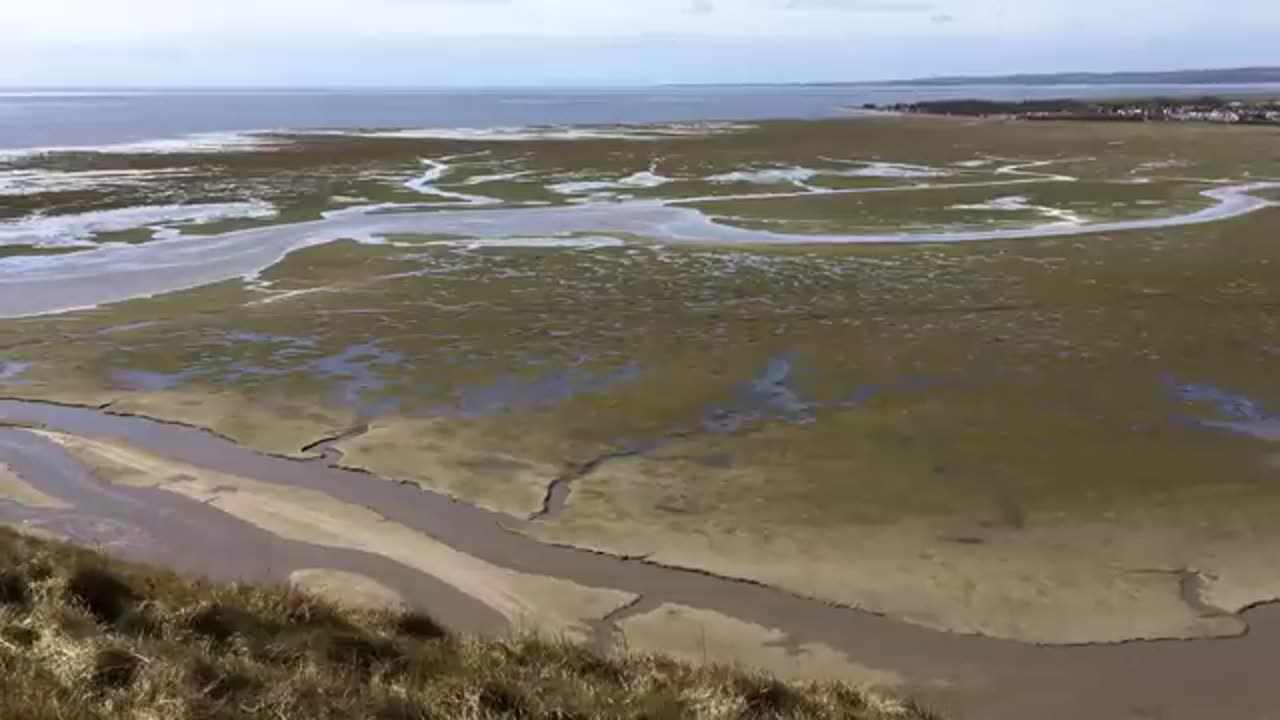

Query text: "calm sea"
[2, 84, 1277, 150]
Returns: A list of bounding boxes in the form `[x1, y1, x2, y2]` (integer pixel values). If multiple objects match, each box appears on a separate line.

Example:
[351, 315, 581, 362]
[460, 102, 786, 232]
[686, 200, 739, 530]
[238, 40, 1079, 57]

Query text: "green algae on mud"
[0, 245, 93, 259]
[3, 116, 1280, 643]
[6, 115, 1275, 248]
[7, 211, 1280, 641]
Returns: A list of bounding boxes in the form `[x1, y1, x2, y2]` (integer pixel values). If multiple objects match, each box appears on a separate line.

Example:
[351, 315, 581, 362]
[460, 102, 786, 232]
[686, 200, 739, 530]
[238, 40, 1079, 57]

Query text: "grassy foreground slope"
[0, 528, 932, 720]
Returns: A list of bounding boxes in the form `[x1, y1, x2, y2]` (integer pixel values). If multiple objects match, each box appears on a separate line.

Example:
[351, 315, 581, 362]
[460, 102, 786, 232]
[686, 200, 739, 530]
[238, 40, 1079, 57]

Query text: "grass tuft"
[322, 630, 405, 674]
[0, 571, 31, 608]
[738, 677, 809, 719]
[187, 657, 263, 703]
[374, 697, 441, 720]
[479, 679, 534, 717]
[185, 603, 249, 644]
[0, 527, 936, 719]
[64, 566, 136, 625]
[0, 625, 38, 647]
[91, 646, 143, 690]
[395, 611, 448, 640]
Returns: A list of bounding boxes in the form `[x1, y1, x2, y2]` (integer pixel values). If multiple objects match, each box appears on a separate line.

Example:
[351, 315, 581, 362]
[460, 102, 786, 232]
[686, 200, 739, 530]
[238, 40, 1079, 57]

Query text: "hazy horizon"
[4, 64, 1280, 92]
[4, 0, 1278, 87]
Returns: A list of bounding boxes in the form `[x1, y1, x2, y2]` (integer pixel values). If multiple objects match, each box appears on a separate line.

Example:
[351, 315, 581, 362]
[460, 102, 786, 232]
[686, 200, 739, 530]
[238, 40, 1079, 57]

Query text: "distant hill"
[884, 67, 1280, 87]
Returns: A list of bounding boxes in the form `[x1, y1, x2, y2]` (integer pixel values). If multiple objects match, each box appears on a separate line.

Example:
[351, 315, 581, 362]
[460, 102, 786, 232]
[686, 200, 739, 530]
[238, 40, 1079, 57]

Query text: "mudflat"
[3, 116, 1280, 718]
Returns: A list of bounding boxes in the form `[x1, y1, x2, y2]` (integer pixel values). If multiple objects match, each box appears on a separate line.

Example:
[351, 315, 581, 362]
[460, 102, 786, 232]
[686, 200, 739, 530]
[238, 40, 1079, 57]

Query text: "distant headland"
[877, 67, 1280, 87]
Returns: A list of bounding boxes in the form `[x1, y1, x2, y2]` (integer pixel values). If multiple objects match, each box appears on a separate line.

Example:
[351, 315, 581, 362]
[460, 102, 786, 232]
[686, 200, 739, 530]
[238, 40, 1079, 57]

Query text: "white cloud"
[6, 0, 1276, 45]
[1, 0, 1276, 85]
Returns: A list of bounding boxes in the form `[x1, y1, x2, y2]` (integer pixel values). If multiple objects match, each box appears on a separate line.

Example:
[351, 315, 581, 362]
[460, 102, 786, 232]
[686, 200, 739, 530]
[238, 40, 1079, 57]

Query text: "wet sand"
[0, 426, 506, 632]
[0, 459, 69, 509]
[3, 398, 1280, 720]
[288, 569, 409, 611]
[23, 426, 638, 642]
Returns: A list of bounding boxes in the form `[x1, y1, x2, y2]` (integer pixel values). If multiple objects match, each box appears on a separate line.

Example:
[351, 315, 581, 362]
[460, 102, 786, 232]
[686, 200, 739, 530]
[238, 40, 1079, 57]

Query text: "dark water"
[3, 84, 1279, 150]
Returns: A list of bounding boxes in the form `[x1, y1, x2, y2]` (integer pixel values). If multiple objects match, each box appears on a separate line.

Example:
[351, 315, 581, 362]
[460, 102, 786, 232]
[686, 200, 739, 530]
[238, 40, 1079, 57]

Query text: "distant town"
[868, 97, 1280, 126]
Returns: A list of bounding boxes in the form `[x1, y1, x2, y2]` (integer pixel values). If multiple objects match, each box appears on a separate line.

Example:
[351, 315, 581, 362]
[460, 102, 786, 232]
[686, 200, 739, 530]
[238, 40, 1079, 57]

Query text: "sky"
[3, 0, 1278, 86]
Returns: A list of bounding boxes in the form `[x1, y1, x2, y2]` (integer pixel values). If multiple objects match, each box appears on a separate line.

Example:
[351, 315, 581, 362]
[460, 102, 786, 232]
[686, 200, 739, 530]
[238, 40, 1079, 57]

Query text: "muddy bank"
[0, 427, 506, 632]
[35, 427, 638, 642]
[3, 399, 1280, 719]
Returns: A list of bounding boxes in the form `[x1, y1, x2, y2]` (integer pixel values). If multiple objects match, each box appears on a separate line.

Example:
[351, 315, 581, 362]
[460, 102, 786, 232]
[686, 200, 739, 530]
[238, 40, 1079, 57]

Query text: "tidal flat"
[2, 115, 1280, 718]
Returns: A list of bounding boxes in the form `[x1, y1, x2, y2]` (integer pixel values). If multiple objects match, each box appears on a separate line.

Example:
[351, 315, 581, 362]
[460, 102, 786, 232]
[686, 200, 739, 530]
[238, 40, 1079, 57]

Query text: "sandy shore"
[8, 400, 1280, 720]
[333, 416, 562, 517]
[618, 603, 905, 689]
[288, 568, 409, 611]
[0, 460, 69, 509]
[40, 429, 635, 642]
[531, 450, 1280, 643]
[9, 392, 1280, 645]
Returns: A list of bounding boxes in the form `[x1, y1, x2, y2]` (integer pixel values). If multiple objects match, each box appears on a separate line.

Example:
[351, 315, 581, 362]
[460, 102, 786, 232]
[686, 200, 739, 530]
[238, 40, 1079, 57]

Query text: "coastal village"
[872, 97, 1280, 125]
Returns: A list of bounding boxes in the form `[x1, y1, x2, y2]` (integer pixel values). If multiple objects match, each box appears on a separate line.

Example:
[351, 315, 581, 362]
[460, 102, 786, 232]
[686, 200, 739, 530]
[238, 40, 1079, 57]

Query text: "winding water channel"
[1, 178, 1276, 319]
[4, 152, 1280, 716]
[1, 398, 1278, 720]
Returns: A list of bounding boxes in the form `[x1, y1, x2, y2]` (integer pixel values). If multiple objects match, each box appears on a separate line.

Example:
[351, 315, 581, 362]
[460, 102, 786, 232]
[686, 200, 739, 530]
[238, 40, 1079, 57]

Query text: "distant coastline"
[864, 96, 1280, 126]
[877, 67, 1280, 87]
[669, 67, 1280, 89]
[6, 83, 1280, 151]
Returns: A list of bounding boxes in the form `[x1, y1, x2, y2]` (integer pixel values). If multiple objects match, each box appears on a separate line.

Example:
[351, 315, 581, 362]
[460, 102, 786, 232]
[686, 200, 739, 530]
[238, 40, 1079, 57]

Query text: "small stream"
[2, 398, 1280, 719]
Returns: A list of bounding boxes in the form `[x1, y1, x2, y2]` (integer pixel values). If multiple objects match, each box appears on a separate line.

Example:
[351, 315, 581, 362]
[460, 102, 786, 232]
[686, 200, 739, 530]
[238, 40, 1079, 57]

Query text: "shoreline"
[4, 396, 1280, 719]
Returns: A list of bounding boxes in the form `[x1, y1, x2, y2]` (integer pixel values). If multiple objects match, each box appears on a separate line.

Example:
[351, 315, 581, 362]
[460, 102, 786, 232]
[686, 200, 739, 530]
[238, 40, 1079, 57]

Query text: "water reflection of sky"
[0, 361, 31, 382]
[102, 334, 974, 436]
[702, 352, 957, 435]
[437, 360, 642, 418]
[1167, 376, 1280, 442]
[106, 332, 646, 420]
[1171, 379, 1269, 421]
[107, 334, 404, 417]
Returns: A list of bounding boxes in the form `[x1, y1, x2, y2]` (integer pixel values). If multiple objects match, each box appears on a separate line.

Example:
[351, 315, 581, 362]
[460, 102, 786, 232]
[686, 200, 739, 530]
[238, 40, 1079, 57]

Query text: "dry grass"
[0, 528, 936, 720]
